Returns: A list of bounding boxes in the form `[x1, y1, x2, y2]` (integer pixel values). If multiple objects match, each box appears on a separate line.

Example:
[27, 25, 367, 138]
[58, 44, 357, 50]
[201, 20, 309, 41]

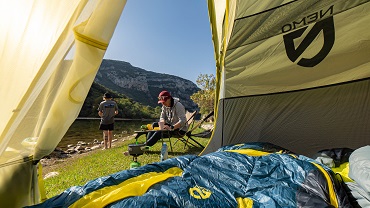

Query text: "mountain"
[94, 59, 200, 112]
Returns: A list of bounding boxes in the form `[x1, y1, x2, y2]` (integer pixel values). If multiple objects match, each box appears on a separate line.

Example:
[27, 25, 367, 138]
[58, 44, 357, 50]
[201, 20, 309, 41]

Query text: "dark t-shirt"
[98, 100, 118, 124]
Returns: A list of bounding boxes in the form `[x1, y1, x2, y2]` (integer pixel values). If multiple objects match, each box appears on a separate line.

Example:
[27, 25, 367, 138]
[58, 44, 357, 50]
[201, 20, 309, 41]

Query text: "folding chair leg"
[168, 136, 173, 152]
[188, 136, 205, 148]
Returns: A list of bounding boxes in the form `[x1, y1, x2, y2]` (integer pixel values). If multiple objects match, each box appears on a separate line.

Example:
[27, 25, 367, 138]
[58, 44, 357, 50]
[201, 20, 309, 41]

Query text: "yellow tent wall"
[0, 0, 126, 207]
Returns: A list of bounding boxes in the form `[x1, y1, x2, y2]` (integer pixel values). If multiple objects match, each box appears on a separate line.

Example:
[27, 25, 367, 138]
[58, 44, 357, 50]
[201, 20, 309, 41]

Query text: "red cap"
[158, 91, 171, 103]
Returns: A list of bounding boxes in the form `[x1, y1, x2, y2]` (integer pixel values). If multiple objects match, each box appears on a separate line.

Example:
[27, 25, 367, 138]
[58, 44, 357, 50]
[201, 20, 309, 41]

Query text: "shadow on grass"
[141, 146, 204, 157]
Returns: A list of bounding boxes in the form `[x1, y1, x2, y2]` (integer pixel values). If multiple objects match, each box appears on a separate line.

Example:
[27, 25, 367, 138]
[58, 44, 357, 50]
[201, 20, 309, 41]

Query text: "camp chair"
[171, 110, 214, 150]
[170, 111, 198, 148]
[133, 111, 198, 153]
[159, 111, 198, 151]
[181, 110, 215, 149]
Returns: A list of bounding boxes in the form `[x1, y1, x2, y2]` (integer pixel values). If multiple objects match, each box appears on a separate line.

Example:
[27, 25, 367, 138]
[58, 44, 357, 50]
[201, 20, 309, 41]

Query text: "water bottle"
[160, 143, 168, 161]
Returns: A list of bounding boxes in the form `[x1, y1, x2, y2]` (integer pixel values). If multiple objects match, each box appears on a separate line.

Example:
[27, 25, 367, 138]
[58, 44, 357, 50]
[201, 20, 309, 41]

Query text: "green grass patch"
[43, 127, 211, 198]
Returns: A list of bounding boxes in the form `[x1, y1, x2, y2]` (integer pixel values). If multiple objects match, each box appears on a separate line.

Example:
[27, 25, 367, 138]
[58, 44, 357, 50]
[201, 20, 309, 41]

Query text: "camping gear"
[129, 157, 141, 169]
[184, 111, 214, 141]
[1, 0, 370, 207]
[127, 144, 145, 157]
[168, 111, 205, 149]
[133, 111, 203, 153]
[27, 143, 352, 207]
[128, 143, 145, 170]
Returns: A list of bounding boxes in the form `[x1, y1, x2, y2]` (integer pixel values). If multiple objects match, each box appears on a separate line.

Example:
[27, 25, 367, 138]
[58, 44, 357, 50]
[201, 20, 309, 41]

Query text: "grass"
[42, 127, 211, 198]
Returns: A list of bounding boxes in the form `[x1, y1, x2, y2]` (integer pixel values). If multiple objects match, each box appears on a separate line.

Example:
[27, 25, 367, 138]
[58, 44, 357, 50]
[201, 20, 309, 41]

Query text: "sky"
[103, 0, 216, 84]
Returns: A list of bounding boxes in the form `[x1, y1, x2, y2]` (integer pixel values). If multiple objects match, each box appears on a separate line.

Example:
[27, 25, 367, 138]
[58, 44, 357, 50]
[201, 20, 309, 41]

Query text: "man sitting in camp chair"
[124, 90, 188, 156]
[144, 90, 188, 146]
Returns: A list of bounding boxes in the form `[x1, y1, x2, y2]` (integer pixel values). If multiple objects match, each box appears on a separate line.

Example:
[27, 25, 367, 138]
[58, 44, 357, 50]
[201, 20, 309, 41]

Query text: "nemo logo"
[283, 14, 335, 67]
[189, 186, 212, 199]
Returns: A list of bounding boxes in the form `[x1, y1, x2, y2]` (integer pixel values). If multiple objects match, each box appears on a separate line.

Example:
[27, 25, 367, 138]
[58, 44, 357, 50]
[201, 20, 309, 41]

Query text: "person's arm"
[114, 102, 119, 115]
[172, 102, 186, 130]
[98, 103, 103, 117]
[159, 107, 167, 130]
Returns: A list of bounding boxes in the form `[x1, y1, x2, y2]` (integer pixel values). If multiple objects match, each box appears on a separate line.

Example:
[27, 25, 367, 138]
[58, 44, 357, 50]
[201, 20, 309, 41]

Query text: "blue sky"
[103, 0, 216, 84]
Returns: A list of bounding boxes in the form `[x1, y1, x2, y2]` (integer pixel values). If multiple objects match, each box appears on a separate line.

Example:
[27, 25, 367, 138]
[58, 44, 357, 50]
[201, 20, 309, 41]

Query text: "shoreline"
[41, 123, 213, 178]
[40, 134, 135, 178]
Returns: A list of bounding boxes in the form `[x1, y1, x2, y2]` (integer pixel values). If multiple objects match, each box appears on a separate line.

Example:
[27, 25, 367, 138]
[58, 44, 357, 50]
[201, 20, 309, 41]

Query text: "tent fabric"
[1, 0, 370, 207]
[0, 1, 126, 207]
[28, 142, 351, 208]
[202, 0, 370, 156]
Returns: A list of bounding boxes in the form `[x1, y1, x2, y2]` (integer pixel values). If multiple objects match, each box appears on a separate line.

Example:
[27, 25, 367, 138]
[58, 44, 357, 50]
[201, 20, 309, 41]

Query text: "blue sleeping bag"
[29, 142, 351, 207]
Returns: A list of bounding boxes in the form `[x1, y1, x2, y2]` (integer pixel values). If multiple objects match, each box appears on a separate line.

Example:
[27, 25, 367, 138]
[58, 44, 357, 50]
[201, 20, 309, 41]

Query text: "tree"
[190, 74, 215, 117]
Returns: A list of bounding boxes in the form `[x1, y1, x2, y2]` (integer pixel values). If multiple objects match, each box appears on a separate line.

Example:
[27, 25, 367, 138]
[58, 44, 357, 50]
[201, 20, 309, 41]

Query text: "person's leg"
[103, 130, 108, 149]
[143, 122, 161, 146]
[107, 123, 114, 148]
[145, 131, 163, 146]
[108, 130, 113, 148]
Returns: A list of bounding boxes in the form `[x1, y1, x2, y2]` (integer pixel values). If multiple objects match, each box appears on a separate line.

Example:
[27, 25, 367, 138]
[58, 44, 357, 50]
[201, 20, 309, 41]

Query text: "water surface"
[59, 119, 153, 149]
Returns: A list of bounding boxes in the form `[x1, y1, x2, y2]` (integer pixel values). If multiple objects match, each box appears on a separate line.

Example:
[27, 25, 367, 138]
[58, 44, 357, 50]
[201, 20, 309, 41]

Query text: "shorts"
[99, 123, 114, 130]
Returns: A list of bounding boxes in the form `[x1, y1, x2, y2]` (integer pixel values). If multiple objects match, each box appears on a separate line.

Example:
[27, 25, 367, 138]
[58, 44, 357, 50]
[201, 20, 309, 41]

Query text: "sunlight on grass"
[43, 126, 210, 198]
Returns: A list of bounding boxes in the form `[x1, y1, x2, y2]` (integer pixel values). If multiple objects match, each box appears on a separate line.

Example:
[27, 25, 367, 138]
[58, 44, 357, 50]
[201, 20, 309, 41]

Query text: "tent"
[0, 0, 126, 207]
[202, 0, 370, 156]
[1, 0, 370, 207]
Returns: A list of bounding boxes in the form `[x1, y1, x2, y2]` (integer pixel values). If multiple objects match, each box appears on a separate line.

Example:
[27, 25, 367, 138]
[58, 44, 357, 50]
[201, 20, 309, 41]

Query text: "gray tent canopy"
[202, 0, 370, 156]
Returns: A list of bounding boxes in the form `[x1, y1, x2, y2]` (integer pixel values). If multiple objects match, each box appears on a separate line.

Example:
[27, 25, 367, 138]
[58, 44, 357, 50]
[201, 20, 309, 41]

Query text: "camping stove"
[128, 143, 146, 169]
[128, 143, 145, 157]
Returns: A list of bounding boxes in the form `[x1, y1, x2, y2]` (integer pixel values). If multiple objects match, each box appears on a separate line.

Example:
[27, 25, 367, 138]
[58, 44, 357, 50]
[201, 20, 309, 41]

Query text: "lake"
[59, 119, 155, 149]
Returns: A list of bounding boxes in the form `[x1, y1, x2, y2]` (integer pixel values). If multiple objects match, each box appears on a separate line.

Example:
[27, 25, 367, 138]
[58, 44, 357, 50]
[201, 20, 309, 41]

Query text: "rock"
[91, 145, 101, 150]
[201, 124, 214, 130]
[77, 141, 87, 146]
[75, 146, 84, 151]
[44, 172, 59, 179]
[66, 148, 76, 154]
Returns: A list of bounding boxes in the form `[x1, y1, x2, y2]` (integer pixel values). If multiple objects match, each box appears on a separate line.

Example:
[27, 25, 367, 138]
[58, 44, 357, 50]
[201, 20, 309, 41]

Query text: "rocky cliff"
[94, 59, 200, 111]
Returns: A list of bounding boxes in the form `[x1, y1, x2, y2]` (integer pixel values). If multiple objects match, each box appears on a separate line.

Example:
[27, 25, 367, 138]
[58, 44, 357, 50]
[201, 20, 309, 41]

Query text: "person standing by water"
[98, 93, 118, 149]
